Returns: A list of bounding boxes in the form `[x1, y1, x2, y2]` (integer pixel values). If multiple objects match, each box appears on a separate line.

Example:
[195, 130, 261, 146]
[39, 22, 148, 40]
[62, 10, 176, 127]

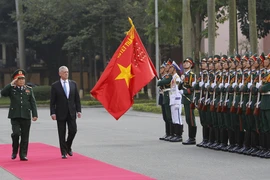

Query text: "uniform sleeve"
[30, 89, 38, 117]
[1, 84, 12, 97]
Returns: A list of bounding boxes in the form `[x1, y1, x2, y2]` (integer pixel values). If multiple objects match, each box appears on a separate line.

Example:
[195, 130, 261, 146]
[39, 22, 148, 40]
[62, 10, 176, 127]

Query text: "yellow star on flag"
[115, 64, 134, 87]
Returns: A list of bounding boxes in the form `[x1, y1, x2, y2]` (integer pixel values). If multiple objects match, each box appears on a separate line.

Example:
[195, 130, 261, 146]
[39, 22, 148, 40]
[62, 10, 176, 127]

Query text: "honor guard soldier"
[158, 59, 174, 141]
[195, 58, 209, 147]
[179, 57, 197, 145]
[257, 53, 270, 158]
[1, 69, 38, 161]
[158, 61, 169, 140]
[168, 61, 183, 142]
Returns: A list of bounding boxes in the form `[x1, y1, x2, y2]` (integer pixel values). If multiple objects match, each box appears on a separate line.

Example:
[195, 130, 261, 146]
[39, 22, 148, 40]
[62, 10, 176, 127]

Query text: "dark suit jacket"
[50, 80, 81, 120]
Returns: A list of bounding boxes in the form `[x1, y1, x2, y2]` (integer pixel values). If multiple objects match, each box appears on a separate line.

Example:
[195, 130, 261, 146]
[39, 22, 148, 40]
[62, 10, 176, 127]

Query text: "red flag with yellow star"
[90, 18, 158, 120]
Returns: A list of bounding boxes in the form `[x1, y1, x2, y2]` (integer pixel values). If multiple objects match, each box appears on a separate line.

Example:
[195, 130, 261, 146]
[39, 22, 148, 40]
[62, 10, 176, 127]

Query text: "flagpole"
[155, 0, 159, 106]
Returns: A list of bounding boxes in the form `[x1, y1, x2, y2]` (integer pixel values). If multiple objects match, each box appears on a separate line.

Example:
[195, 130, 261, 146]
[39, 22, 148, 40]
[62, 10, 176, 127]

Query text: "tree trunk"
[248, 0, 258, 54]
[182, 0, 192, 60]
[229, 0, 237, 55]
[207, 0, 215, 56]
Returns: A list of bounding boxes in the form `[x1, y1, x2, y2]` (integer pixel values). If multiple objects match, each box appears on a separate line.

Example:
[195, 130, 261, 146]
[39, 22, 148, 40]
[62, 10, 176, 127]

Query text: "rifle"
[254, 67, 262, 116]
[230, 60, 238, 113]
[190, 73, 197, 109]
[210, 67, 217, 112]
[202, 62, 210, 112]
[237, 60, 245, 115]
[245, 72, 253, 115]
[217, 68, 225, 112]
[197, 71, 205, 110]
[221, 70, 231, 112]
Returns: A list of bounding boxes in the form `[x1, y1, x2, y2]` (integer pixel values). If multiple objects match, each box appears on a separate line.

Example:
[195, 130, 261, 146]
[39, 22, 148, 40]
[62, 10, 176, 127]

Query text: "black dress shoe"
[182, 138, 196, 145]
[11, 154, 17, 160]
[67, 151, 73, 156]
[159, 135, 168, 140]
[62, 154, 67, 159]
[169, 136, 182, 142]
[20, 157, 28, 161]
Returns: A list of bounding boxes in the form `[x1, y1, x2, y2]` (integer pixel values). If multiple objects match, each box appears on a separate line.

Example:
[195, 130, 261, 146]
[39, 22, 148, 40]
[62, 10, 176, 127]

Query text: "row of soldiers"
[193, 53, 270, 158]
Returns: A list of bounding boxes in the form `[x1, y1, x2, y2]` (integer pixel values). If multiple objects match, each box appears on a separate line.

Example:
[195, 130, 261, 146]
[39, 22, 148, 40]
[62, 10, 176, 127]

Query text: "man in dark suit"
[1, 69, 38, 161]
[50, 66, 82, 159]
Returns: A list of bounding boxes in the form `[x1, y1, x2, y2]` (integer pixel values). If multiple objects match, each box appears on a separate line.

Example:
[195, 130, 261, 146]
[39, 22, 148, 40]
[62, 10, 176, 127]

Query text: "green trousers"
[11, 118, 31, 158]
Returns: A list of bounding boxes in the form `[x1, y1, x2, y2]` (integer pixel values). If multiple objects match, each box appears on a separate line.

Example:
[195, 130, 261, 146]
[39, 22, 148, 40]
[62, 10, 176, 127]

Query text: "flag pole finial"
[128, 17, 134, 27]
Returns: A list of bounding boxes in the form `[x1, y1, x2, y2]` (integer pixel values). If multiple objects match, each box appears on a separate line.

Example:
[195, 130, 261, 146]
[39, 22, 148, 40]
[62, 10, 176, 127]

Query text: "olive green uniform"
[1, 84, 38, 159]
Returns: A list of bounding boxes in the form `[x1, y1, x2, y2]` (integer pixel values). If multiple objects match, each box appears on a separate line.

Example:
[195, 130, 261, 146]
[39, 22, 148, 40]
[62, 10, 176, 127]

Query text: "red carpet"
[0, 143, 155, 180]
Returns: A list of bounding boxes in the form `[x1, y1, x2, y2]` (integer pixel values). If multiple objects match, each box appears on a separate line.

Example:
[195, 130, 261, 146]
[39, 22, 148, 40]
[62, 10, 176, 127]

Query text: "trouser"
[11, 118, 31, 158]
[57, 114, 77, 155]
[184, 104, 196, 139]
[170, 104, 183, 125]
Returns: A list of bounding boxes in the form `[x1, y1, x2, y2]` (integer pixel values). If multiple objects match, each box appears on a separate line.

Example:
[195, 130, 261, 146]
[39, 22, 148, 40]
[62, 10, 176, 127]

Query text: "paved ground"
[0, 107, 269, 180]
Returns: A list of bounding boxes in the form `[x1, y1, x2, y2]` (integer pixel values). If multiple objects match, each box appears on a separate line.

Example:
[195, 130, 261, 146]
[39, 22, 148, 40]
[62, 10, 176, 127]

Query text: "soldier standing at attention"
[1, 69, 38, 161]
[168, 61, 183, 142]
[179, 57, 196, 145]
[158, 59, 174, 141]
[158, 61, 170, 140]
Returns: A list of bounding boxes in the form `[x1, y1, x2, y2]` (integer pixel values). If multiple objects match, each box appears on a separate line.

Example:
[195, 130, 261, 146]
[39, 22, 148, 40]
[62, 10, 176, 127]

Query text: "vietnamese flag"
[90, 18, 158, 120]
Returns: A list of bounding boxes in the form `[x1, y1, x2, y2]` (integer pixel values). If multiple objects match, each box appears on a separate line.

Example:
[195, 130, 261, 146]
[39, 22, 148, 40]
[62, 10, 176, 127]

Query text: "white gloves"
[199, 82, 204, 87]
[247, 82, 252, 89]
[211, 83, 216, 89]
[204, 82, 209, 88]
[256, 82, 262, 89]
[232, 82, 237, 88]
[192, 81, 196, 87]
[239, 83, 243, 88]
[225, 83, 230, 88]
[218, 83, 223, 89]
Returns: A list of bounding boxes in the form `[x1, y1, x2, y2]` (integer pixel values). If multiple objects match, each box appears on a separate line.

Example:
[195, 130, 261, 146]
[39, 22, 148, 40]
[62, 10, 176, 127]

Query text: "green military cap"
[12, 69, 26, 79]
[214, 55, 221, 61]
[242, 54, 249, 61]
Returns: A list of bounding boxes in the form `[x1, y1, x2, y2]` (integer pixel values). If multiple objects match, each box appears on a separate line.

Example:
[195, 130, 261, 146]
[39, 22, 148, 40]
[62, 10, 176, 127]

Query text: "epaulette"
[190, 72, 194, 74]
[25, 85, 32, 89]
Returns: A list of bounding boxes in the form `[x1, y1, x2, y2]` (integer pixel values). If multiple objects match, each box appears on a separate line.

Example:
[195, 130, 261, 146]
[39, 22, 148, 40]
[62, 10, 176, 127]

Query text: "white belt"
[261, 92, 270, 95]
[163, 88, 171, 92]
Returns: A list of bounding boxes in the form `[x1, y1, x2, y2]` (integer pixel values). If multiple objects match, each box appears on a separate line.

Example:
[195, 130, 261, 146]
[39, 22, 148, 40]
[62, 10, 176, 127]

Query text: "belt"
[261, 92, 270, 95]
[195, 90, 200, 93]
[163, 88, 171, 92]
[209, 92, 213, 95]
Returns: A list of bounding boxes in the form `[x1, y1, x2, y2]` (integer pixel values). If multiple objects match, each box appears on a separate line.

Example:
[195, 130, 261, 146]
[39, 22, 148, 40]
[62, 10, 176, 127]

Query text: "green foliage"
[237, 0, 270, 39]
[32, 86, 51, 101]
[132, 103, 162, 114]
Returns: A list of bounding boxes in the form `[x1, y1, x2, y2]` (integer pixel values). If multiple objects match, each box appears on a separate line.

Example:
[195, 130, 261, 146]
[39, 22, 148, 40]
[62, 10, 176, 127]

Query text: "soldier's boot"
[201, 127, 210, 148]
[11, 134, 19, 159]
[211, 128, 221, 150]
[170, 124, 182, 142]
[258, 133, 268, 157]
[215, 128, 228, 150]
[246, 131, 259, 155]
[197, 126, 208, 147]
[262, 132, 270, 158]
[159, 122, 170, 140]
[205, 127, 214, 148]
[165, 123, 174, 141]
[252, 132, 265, 156]
[239, 131, 251, 154]
[224, 129, 235, 151]
[229, 129, 242, 153]
[182, 126, 196, 145]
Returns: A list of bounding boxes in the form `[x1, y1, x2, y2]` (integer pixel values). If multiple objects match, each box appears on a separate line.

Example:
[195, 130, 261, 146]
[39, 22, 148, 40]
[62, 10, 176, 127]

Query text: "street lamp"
[79, 56, 85, 99]
[94, 55, 100, 83]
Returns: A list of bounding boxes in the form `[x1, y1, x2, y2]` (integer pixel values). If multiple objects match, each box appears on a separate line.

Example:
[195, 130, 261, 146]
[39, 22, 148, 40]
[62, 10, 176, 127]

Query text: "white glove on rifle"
[256, 82, 262, 89]
[211, 83, 216, 89]
[204, 82, 209, 88]
[232, 82, 237, 88]
[224, 83, 230, 88]
[218, 83, 223, 89]
[199, 82, 204, 87]
[247, 82, 252, 89]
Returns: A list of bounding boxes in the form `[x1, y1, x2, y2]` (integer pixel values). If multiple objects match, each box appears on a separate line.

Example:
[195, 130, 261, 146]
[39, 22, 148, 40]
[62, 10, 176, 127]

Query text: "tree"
[207, 0, 216, 56]
[182, 0, 192, 59]
[237, 0, 270, 39]
[248, 0, 258, 54]
[229, 0, 237, 55]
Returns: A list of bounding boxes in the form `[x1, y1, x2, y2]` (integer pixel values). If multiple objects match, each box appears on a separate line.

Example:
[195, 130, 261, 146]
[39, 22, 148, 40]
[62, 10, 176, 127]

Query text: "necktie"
[63, 81, 68, 97]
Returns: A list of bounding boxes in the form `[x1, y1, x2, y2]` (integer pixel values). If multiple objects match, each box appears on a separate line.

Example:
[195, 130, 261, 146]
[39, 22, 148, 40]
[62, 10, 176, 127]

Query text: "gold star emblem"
[115, 64, 134, 87]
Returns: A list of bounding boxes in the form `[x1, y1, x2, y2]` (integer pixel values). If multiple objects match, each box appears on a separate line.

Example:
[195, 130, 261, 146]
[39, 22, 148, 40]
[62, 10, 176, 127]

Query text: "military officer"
[157, 59, 174, 141]
[168, 61, 183, 142]
[1, 69, 38, 161]
[158, 61, 170, 140]
[179, 57, 196, 145]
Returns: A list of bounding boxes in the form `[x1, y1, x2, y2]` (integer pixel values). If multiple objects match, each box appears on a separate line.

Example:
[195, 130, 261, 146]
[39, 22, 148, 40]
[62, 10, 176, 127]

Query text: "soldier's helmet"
[12, 69, 26, 80]
[242, 54, 249, 61]
[171, 61, 181, 71]
[221, 55, 228, 61]
[259, 53, 265, 64]
[214, 55, 221, 62]
[184, 57, 194, 69]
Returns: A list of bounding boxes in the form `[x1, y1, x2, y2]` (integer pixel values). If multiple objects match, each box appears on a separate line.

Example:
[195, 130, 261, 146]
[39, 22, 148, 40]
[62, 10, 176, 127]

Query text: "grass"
[0, 96, 199, 116]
